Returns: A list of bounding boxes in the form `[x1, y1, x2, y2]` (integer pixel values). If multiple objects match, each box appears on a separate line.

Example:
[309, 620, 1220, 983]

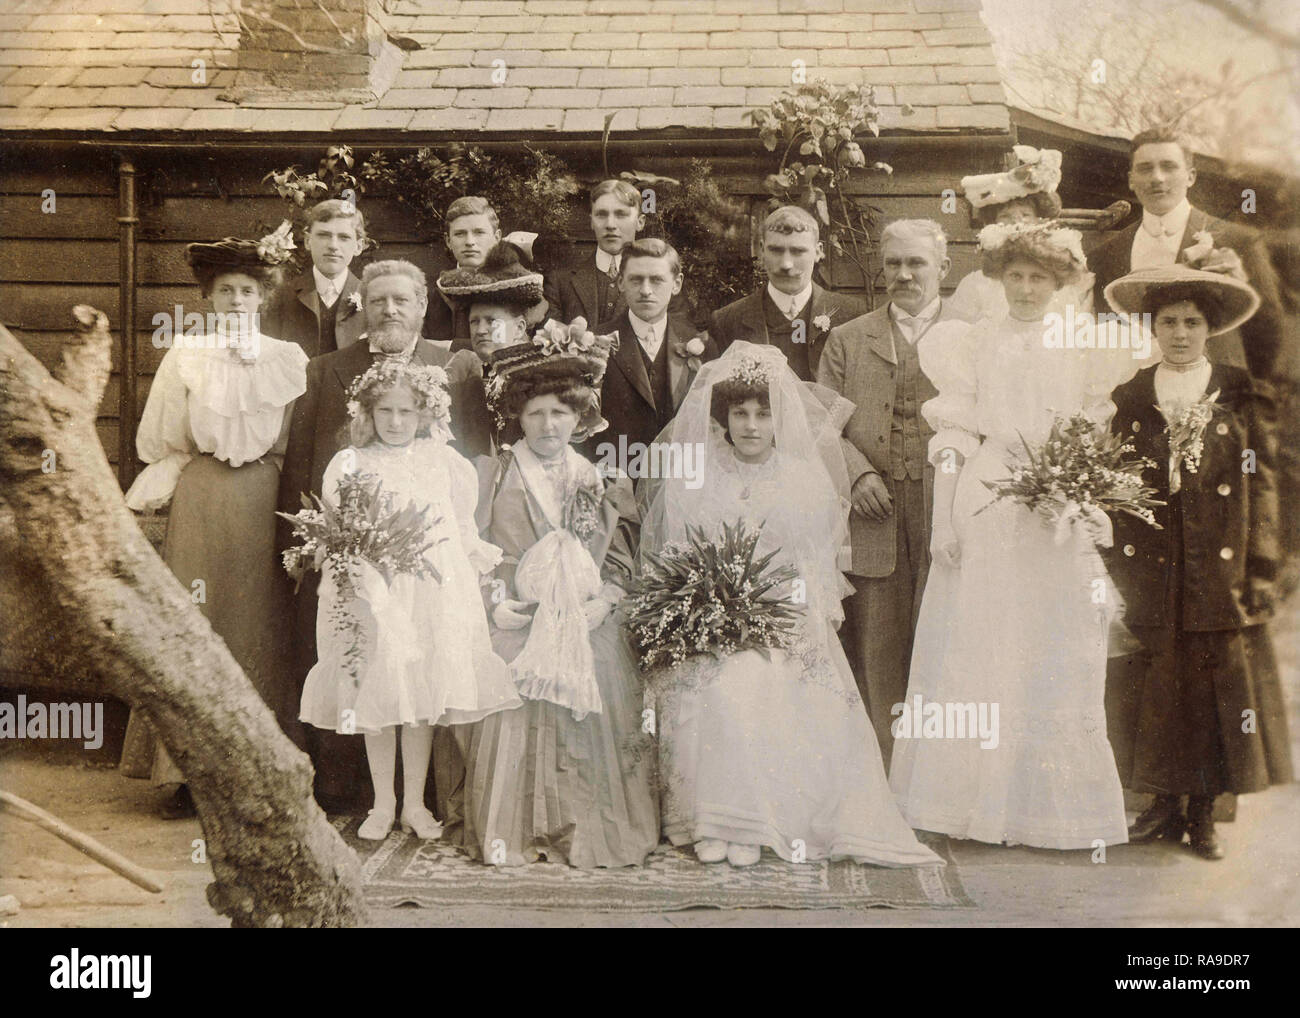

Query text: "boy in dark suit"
[262, 198, 366, 357]
[424, 195, 502, 349]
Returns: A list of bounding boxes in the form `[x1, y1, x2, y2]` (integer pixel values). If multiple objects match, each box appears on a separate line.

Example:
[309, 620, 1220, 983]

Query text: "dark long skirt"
[1117, 492, 1293, 797]
[120, 454, 302, 782]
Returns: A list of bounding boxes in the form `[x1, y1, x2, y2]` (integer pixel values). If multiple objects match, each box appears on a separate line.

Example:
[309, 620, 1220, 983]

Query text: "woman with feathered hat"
[948, 146, 1093, 324]
[119, 224, 306, 818]
[455, 317, 659, 868]
[1102, 262, 1293, 859]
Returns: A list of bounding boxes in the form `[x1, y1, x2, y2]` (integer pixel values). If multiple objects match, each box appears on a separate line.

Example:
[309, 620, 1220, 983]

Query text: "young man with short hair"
[425, 195, 502, 347]
[545, 179, 688, 327]
[263, 198, 366, 357]
[1090, 126, 1282, 382]
[710, 204, 867, 381]
[594, 237, 716, 455]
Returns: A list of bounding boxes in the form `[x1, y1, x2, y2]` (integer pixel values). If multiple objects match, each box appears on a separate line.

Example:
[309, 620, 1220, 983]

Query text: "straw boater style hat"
[960, 145, 1063, 210]
[1104, 265, 1262, 336]
[485, 318, 616, 442]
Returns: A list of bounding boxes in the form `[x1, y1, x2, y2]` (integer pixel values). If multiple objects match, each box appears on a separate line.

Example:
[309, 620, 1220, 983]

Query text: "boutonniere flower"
[813, 308, 836, 333]
[1181, 230, 1215, 265]
[342, 292, 363, 319]
[1159, 388, 1221, 493]
[671, 334, 707, 373]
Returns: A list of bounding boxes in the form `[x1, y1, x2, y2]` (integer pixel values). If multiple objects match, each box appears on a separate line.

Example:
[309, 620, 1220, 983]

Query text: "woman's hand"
[493, 598, 533, 630]
[582, 597, 612, 631]
[930, 518, 961, 569]
[851, 472, 893, 521]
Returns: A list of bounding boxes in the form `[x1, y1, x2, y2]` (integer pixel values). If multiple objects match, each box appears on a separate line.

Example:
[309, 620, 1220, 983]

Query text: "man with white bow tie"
[1090, 126, 1283, 383]
[817, 219, 956, 769]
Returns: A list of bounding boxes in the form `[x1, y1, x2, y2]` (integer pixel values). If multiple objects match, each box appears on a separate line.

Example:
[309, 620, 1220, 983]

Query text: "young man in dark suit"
[591, 239, 716, 465]
[278, 259, 482, 813]
[710, 204, 868, 381]
[1090, 126, 1283, 384]
[546, 179, 688, 328]
[262, 198, 367, 357]
[424, 195, 502, 349]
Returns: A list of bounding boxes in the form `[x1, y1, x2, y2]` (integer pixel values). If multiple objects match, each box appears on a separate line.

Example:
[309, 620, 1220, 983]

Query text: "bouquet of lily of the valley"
[277, 470, 445, 688]
[626, 519, 804, 672]
[1158, 388, 1221, 494]
[979, 412, 1164, 546]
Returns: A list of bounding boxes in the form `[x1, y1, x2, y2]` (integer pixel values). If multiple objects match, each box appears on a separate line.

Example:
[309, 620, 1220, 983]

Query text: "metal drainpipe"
[116, 154, 138, 488]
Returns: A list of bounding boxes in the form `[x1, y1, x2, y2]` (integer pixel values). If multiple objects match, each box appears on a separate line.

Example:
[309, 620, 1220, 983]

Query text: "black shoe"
[1127, 795, 1185, 843]
[159, 784, 196, 820]
[1187, 796, 1225, 861]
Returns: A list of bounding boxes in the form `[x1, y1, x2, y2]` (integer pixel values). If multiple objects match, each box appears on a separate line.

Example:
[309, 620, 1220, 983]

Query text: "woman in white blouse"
[119, 230, 307, 818]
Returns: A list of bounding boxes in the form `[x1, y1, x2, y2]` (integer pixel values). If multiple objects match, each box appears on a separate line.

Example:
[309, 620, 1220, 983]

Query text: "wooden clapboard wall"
[0, 137, 1006, 480]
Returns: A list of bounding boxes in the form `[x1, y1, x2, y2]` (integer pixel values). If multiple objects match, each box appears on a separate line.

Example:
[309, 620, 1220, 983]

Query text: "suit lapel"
[807, 284, 834, 372]
[331, 341, 371, 393]
[867, 307, 898, 366]
[296, 271, 320, 319]
[738, 291, 770, 346]
[611, 312, 656, 409]
[584, 257, 605, 325]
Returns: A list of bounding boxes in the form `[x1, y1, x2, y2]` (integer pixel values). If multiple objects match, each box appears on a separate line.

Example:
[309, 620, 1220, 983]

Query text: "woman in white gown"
[640, 342, 942, 868]
[890, 222, 1139, 849]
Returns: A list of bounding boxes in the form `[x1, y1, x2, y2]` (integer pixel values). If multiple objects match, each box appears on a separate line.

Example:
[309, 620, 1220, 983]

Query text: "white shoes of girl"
[400, 806, 444, 841]
[358, 807, 396, 841]
[694, 839, 762, 866]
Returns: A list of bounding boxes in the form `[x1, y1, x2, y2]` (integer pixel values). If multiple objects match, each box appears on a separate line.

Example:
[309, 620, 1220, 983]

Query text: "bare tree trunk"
[0, 307, 365, 928]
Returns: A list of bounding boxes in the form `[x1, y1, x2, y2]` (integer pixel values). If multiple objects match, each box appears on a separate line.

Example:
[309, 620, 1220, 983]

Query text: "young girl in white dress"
[891, 222, 1139, 850]
[299, 359, 520, 841]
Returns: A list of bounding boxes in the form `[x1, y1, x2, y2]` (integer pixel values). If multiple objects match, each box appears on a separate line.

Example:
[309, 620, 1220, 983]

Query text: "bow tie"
[1142, 214, 1181, 238]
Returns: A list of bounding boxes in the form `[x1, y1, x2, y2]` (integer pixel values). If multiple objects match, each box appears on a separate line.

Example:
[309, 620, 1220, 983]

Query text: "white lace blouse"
[124, 337, 308, 511]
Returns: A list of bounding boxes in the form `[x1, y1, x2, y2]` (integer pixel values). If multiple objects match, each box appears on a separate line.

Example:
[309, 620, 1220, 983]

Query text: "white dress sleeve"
[918, 319, 983, 463]
[123, 345, 195, 511]
[446, 444, 503, 575]
[320, 447, 356, 509]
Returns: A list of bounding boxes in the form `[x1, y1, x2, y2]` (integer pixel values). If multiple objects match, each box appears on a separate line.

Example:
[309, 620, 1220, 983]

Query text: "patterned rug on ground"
[333, 818, 974, 911]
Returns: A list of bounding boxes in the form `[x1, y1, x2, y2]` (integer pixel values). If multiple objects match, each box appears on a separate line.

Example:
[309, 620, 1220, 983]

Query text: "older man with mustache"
[816, 219, 957, 768]
[278, 259, 486, 813]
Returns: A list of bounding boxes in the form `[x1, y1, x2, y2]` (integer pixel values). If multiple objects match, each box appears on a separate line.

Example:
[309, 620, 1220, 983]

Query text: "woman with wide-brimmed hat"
[119, 224, 307, 818]
[454, 316, 660, 868]
[1102, 262, 1293, 860]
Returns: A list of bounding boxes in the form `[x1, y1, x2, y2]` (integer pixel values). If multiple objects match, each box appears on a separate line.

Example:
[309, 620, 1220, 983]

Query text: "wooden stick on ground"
[0, 790, 164, 893]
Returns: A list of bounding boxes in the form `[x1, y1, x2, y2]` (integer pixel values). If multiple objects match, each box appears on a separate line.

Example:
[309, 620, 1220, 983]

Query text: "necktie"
[319, 283, 338, 308]
[607, 258, 619, 282]
[1142, 213, 1179, 238]
[786, 297, 800, 321]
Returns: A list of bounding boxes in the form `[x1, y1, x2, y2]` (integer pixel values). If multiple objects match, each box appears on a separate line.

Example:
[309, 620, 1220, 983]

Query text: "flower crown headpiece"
[724, 353, 777, 389]
[345, 359, 451, 425]
[976, 221, 1086, 267]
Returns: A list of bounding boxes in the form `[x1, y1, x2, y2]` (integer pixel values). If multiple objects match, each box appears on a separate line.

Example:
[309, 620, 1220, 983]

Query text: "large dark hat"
[484, 317, 616, 442]
[436, 242, 545, 311]
[185, 220, 297, 278]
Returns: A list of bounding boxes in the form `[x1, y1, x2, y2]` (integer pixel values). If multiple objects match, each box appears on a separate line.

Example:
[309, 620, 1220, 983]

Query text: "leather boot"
[1127, 793, 1185, 843]
[1187, 795, 1224, 860]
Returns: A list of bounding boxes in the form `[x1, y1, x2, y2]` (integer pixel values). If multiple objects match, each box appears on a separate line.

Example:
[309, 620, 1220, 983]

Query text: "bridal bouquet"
[980, 412, 1164, 545]
[1159, 389, 1221, 493]
[626, 520, 803, 672]
[277, 471, 444, 687]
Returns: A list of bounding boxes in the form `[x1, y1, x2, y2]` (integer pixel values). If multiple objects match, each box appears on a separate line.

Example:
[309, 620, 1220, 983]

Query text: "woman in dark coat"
[1102, 263, 1293, 860]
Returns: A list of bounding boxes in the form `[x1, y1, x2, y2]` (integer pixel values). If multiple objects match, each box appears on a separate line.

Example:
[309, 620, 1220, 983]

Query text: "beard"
[369, 320, 416, 354]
